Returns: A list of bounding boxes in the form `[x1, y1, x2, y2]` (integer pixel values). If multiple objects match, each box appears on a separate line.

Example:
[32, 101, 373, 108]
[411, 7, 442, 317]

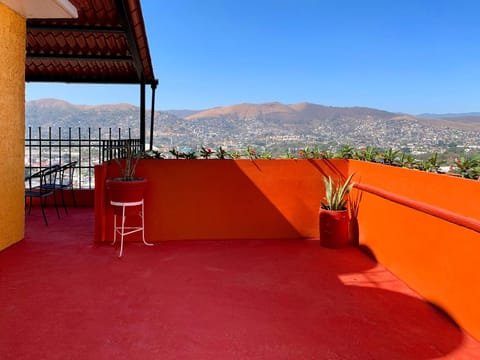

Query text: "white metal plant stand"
[111, 199, 153, 257]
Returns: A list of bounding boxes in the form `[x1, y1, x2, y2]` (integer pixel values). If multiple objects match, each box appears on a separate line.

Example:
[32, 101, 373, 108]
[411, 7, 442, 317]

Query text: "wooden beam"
[115, 0, 144, 82]
[27, 24, 125, 34]
[26, 54, 133, 62]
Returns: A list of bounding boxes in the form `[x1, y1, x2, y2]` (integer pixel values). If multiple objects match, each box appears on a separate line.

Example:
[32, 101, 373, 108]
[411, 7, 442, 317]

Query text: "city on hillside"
[24, 99, 480, 188]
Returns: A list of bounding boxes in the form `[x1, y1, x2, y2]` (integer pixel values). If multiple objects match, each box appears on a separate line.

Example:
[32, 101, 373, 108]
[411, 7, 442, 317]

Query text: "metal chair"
[44, 161, 77, 213]
[25, 165, 61, 225]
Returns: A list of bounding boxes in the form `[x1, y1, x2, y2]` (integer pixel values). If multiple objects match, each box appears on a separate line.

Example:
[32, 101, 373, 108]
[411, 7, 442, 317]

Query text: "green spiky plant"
[454, 156, 480, 179]
[216, 146, 231, 159]
[338, 145, 355, 159]
[399, 153, 416, 169]
[355, 146, 379, 162]
[113, 140, 142, 180]
[321, 173, 355, 211]
[381, 148, 400, 165]
[200, 146, 215, 159]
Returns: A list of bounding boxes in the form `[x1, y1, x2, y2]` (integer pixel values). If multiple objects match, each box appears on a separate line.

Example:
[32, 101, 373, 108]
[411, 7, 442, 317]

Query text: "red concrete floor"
[1, 207, 480, 360]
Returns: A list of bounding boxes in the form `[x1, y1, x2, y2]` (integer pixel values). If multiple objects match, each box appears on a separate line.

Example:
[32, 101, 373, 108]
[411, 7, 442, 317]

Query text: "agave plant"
[200, 146, 215, 159]
[338, 145, 355, 159]
[298, 146, 313, 159]
[381, 148, 400, 165]
[169, 147, 181, 159]
[216, 146, 231, 159]
[246, 146, 259, 160]
[282, 150, 296, 159]
[182, 150, 198, 159]
[259, 152, 273, 159]
[399, 153, 416, 169]
[354, 146, 379, 162]
[321, 173, 355, 211]
[427, 153, 445, 172]
[454, 156, 480, 179]
[113, 140, 142, 180]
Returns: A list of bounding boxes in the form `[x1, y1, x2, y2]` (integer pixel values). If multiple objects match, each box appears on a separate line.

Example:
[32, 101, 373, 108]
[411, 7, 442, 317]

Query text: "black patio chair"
[44, 161, 78, 213]
[25, 165, 61, 225]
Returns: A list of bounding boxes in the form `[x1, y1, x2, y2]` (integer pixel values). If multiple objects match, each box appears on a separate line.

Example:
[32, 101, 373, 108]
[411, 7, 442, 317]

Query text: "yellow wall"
[0, 4, 26, 251]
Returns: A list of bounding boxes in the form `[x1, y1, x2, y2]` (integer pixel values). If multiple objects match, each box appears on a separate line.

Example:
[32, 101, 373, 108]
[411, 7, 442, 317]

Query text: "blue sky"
[26, 0, 480, 114]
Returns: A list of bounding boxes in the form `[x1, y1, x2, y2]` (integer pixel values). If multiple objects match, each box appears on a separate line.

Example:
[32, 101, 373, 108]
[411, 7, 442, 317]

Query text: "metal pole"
[149, 79, 158, 150]
[140, 82, 146, 151]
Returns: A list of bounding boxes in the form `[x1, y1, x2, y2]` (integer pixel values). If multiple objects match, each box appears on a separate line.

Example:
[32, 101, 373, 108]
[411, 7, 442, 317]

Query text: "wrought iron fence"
[25, 127, 141, 189]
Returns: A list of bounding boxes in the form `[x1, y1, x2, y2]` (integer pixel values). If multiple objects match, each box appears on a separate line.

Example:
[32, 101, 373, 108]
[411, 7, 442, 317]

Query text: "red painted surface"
[349, 160, 480, 341]
[95, 159, 349, 242]
[93, 158, 480, 341]
[319, 208, 351, 248]
[1, 208, 479, 359]
[106, 178, 147, 203]
[26, 189, 94, 207]
[72, 189, 95, 207]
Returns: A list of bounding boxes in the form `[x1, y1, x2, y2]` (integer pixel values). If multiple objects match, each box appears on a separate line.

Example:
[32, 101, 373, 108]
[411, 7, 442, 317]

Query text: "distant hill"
[182, 101, 480, 131]
[26, 98, 480, 153]
[28, 98, 480, 131]
[185, 102, 397, 123]
[419, 112, 480, 118]
[26, 98, 144, 131]
[418, 112, 480, 125]
[165, 109, 202, 118]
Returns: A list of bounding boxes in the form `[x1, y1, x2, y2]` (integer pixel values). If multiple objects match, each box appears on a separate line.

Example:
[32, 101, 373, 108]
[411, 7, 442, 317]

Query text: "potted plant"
[319, 173, 355, 248]
[106, 140, 147, 205]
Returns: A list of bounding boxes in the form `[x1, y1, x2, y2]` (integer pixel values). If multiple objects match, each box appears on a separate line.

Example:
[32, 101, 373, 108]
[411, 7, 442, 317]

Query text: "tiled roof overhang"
[25, 0, 156, 85]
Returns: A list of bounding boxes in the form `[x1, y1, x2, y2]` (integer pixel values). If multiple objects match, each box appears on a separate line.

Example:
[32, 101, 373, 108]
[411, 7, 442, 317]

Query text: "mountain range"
[26, 98, 480, 154]
[26, 98, 480, 129]
[181, 102, 480, 131]
[185, 101, 396, 122]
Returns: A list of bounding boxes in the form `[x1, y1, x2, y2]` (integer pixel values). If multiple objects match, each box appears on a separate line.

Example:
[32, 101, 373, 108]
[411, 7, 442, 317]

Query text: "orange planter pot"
[319, 208, 351, 248]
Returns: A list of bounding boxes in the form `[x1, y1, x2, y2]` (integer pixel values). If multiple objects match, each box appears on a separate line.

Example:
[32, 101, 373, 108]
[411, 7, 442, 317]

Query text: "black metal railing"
[101, 138, 142, 162]
[25, 127, 140, 189]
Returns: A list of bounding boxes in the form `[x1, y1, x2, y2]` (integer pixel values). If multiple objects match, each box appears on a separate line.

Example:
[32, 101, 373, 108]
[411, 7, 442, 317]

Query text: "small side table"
[111, 199, 153, 257]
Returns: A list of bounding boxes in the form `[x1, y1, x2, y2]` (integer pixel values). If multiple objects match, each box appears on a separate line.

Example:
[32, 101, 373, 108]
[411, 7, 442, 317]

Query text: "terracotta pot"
[106, 178, 147, 204]
[319, 208, 351, 248]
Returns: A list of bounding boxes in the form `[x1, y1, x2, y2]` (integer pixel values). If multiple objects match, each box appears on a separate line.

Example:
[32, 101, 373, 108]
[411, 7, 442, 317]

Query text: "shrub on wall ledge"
[139, 145, 480, 180]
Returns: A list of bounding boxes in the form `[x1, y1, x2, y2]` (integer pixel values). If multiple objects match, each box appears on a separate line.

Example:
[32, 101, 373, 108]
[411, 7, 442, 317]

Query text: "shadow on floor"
[0, 207, 479, 359]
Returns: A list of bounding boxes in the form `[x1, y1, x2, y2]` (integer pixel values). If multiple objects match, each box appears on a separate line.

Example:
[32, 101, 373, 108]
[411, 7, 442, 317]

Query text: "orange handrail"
[354, 182, 480, 234]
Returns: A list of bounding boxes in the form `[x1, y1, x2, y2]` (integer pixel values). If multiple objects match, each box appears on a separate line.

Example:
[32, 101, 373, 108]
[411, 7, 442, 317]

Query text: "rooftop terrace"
[1, 206, 480, 359]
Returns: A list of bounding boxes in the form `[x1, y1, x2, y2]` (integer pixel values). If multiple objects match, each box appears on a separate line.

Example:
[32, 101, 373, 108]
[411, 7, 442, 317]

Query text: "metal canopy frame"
[25, 0, 158, 149]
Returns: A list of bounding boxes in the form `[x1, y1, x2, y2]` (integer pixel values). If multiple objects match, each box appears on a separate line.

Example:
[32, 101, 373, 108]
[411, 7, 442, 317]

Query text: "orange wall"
[95, 159, 348, 242]
[0, 4, 25, 251]
[349, 160, 480, 340]
[94, 158, 480, 339]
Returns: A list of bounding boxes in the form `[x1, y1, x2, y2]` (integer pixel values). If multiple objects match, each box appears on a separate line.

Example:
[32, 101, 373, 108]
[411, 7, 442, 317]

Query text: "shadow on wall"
[96, 159, 351, 242]
[143, 160, 303, 240]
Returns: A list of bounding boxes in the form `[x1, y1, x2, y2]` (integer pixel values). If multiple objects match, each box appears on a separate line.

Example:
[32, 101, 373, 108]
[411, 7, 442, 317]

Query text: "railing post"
[38, 127, 42, 169]
[24, 126, 139, 190]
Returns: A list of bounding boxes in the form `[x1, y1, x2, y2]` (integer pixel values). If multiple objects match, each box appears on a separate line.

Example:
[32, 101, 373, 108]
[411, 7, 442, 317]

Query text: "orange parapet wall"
[94, 159, 348, 242]
[94, 158, 480, 340]
[349, 160, 480, 341]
